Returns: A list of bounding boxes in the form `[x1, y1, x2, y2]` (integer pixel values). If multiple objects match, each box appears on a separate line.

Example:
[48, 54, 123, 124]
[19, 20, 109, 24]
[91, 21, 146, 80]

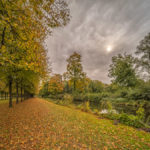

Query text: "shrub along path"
[0, 98, 150, 150]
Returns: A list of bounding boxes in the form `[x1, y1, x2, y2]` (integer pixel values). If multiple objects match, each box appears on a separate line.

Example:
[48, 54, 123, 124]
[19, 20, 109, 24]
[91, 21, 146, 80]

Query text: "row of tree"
[0, 0, 70, 107]
[39, 52, 106, 97]
[40, 32, 150, 101]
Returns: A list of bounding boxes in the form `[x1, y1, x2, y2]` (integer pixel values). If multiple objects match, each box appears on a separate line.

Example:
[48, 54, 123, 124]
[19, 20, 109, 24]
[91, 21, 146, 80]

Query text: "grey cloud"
[46, 0, 150, 83]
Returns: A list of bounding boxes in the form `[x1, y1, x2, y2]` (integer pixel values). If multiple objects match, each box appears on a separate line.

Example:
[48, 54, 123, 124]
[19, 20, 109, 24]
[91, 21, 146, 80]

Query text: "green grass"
[44, 99, 150, 149]
[0, 98, 16, 104]
[0, 98, 150, 149]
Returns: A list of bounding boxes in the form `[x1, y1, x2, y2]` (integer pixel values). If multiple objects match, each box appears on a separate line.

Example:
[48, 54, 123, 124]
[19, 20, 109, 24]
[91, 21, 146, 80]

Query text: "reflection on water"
[73, 100, 135, 115]
[73, 100, 101, 110]
[100, 109, 118, 114]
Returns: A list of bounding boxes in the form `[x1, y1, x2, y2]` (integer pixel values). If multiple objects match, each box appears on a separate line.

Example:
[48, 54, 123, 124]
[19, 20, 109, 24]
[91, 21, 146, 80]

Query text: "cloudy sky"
[46, 0, 150, 83]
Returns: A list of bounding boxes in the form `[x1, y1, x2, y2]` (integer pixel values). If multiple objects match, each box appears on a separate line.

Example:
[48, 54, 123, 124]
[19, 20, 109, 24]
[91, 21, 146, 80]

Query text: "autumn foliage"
[48, 74, 64, 95]
[0, 98, 149, 149]
[0, 0, 70, 107]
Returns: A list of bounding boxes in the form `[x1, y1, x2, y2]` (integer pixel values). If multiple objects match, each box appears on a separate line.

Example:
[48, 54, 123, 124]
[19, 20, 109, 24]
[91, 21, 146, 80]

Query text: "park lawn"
[0, 99, 16, 104]
[0, 98, 150, 150]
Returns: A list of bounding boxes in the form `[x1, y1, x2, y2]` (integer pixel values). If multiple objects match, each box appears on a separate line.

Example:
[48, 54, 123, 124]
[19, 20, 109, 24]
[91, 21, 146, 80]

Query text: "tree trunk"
[16, 82, 19, 104]
[2, 91, 3, 100]
[67, 82, 69, 93]
[24, 90, 25, 100]
[73, 79, 76, 92]
[0, 27, 6, 49]
[9, 79, 13, 108]
[21, 85, 23, 102]
[1, 91, 2, 100]
[5, 92, 6, 100]
[73, 68, 76, 92]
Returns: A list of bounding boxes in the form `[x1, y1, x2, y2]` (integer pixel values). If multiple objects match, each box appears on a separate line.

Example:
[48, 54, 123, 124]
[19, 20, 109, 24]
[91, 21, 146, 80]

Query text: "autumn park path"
[0, 98, 150, 150]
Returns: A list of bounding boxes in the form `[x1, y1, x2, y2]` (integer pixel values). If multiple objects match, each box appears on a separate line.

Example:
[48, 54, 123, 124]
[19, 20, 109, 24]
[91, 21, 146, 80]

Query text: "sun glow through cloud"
[46, 0, 150, 83]
[107, 45, 113, 52]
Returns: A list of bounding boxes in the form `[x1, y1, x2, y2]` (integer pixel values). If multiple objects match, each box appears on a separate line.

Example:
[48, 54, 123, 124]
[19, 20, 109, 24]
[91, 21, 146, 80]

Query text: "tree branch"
[0, 27, 6, 49]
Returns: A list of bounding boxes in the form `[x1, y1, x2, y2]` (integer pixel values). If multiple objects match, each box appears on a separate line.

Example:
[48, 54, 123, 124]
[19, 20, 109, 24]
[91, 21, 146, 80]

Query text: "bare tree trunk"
[73, 79, 76, 92]
[5, 92, 6, 100]
[21, 85, 23, 102]
[9, 78, 13, 108]
[1, 92, 2, 100]
[24, 90, 25, 100]
[16, 82, 19, 104]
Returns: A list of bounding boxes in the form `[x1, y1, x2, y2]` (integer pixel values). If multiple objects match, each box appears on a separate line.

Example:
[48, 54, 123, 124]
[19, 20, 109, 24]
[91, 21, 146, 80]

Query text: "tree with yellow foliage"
[0, 0, 70, 107]
[48, 74, 64, 95]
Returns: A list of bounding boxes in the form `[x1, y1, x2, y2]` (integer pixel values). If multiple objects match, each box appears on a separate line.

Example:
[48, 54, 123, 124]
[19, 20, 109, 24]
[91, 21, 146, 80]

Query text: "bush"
[56, 94, 73, 106]
[73, 93, 103, 103]
[127, 89, 142, 100]
[119, 113, 144, 128]
[102, 113, 120, 120]
[101, 92, 110, 98]
[102, 112, 145, 128]
[57, 100, 65, 105]
[73, 93, 85, 101]
[146, 115, 150, 125]
[142, 101, 150, 122]
[93, 109, 99, 115]
[136, 106, 145, 121]
[76, 104, 83, 110]
[47, 94, 63, 100]
[81, 101, 91, 112]
[139, 81, 150, 100]
[99, 100, 112, 111]
[120, 90, 128, 98]
[63, 94, 73, 105]
[114, 97, 128, 102]
[85, 93, 103, 103]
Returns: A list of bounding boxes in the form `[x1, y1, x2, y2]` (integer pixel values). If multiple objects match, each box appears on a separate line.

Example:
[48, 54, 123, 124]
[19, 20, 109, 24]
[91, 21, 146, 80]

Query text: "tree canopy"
[66, 52, 86, 92]
[136, 32, 150, 78]
[108, 53, 138, 87]
[0, 0, 70, 107]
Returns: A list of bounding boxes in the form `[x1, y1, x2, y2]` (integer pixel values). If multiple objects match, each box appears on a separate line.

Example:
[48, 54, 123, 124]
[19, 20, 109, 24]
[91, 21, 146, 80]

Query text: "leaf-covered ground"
[0, 98, 150, 150]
